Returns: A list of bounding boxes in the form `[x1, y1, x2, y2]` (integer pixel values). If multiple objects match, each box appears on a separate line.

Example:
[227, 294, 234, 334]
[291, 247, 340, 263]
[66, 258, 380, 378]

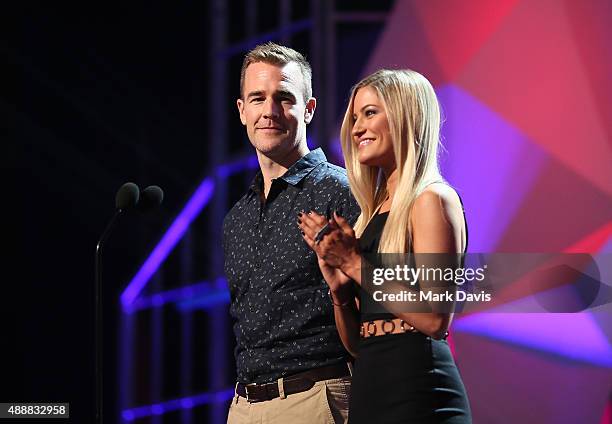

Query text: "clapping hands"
[297, 210, 361, 290]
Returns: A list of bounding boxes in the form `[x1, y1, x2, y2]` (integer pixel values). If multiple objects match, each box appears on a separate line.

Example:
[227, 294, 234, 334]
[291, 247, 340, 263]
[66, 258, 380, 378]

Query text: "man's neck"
[257, 143, 310, 198]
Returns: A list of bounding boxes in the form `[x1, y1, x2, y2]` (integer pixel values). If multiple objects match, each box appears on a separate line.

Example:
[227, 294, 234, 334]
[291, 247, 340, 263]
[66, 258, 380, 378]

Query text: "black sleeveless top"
[357, 193, 468, 323]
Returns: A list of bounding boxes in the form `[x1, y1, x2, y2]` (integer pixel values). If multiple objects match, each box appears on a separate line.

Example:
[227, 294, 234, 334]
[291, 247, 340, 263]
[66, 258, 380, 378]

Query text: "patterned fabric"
[223, 148, 360, 384]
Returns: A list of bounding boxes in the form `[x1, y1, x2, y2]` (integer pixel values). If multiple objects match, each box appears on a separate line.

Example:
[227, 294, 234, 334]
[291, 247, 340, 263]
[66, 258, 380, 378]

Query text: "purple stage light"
[121, 388, 235, 421]
[216, 155, 258, 179]
[437, 84, 547, 252]
[126, 280, 227, 313]
[454, 312, 612, 367]
[175, 284, 230, 311]
[600, 238, 612, 254]
[121, 153, 261, 309]
[120, 178, 215, 309]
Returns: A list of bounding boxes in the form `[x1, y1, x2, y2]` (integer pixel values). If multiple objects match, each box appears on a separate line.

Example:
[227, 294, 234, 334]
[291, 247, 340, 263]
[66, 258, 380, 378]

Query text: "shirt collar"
[280, 148, 327, 185]
[249, 148, 327, 193]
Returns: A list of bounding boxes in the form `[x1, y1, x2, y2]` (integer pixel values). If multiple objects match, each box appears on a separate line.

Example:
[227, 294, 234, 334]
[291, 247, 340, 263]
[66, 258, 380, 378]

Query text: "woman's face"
[351, 86, 395, 171]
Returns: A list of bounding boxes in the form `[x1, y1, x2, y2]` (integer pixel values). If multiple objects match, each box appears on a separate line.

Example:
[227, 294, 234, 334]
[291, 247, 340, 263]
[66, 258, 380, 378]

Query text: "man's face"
[237, 61, 315, 159]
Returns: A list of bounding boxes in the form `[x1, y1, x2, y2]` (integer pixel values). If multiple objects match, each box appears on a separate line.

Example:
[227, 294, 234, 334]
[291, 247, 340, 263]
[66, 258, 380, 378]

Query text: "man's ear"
[304, 97, 316, 124]
[237, 98, 246, 125]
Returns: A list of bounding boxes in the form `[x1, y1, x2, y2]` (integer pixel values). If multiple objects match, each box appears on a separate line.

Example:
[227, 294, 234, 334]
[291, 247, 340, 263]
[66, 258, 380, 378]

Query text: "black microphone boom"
[95, 182, 140, 424]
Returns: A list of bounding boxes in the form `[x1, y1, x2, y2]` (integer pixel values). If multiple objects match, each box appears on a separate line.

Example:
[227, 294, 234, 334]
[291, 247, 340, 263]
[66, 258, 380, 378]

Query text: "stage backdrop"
[118, 1, 612, 423]
[360, 1, 612, 423]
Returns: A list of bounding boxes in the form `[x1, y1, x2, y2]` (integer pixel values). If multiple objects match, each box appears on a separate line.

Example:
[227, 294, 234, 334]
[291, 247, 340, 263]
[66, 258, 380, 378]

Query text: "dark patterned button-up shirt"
[223, 148, 360, 384]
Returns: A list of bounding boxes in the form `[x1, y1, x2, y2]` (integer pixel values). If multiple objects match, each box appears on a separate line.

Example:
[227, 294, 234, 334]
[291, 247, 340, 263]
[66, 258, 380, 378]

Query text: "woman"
[297, 69, 471, 423]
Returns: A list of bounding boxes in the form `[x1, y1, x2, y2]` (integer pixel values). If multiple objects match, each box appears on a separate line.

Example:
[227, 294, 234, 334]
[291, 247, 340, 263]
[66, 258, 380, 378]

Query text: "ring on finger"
[314, 223, 331, 244]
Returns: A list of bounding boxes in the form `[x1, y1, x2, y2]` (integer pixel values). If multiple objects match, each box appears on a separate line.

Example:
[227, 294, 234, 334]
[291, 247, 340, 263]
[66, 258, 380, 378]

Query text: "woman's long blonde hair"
[340, 69, 443, 253]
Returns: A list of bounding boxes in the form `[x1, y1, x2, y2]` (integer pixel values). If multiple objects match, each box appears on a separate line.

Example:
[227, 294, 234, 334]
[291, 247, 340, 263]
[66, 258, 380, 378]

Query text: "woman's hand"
[317, 256, 351, 293]
[297, 210, 361, 277]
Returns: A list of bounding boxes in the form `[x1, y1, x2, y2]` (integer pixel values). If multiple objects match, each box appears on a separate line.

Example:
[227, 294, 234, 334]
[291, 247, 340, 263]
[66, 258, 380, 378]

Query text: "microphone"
[137, 185, 164, 212]
[115, 182, 140, 211]
[95, 182, 140, 424]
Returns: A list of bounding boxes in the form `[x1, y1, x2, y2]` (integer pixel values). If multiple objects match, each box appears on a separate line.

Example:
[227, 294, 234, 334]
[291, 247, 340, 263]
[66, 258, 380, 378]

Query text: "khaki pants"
[227, 376, 351, 424]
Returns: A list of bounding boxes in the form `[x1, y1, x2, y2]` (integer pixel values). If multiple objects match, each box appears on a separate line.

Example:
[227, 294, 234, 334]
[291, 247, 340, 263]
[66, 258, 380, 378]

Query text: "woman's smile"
[358, 138, 375, 148]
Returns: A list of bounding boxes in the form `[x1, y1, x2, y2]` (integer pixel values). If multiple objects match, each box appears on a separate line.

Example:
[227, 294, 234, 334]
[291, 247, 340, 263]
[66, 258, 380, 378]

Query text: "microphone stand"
[95, 209, 122, 424]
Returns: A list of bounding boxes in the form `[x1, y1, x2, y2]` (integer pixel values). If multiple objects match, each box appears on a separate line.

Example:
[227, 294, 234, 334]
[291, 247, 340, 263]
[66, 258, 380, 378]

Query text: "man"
[223, 42, 359, 423]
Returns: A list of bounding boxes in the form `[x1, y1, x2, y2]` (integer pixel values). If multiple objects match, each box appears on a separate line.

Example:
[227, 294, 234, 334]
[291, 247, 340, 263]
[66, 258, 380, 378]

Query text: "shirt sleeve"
[331, 183, 360, 227]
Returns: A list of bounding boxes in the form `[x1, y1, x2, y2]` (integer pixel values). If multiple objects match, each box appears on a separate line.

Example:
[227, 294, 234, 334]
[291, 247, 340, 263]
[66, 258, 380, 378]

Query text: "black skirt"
[348, 331, 472, 424]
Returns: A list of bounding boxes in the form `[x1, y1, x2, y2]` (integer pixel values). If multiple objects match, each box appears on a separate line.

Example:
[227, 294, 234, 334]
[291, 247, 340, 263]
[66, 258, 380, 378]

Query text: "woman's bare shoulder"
[413, 183, 462, 217]
[411, 183, 464, 252]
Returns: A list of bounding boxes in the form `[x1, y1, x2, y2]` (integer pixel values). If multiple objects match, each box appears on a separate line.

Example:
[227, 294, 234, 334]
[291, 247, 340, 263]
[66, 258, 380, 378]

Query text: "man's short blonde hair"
[239, 42, 312, 102]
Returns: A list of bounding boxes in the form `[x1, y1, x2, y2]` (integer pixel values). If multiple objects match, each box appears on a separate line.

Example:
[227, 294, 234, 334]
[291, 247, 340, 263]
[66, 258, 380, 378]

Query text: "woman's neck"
[383, 166, 398, 203]
[377, 166, 398, 213]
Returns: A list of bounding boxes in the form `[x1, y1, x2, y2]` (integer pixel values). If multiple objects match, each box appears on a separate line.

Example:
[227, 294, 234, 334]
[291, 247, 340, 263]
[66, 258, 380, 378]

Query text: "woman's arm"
[328, 282, 361, 358]
[409, 186, 466, 337]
